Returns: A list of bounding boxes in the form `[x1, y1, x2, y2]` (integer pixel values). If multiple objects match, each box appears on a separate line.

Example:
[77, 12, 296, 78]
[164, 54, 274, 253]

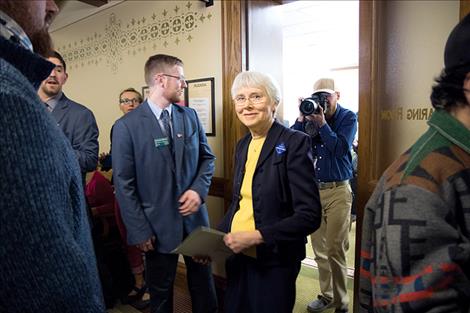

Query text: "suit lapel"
[172, 105, 185, 174]
[238, 135, 250, 175]
[141, 101, 175, 171]
[256, 121, 284, 170]
[51, 94, 69, 125]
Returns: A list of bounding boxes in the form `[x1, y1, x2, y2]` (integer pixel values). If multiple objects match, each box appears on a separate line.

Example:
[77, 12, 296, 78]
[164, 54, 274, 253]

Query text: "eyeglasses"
[233, 93, 266, 105]
[162, 73, 186, 83]
[120, 98, 140, 105]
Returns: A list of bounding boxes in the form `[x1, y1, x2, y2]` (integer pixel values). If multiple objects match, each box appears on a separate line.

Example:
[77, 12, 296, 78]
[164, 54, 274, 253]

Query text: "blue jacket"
[292, 104, 357, 182]
[0, 37, 104, 312]
[112, 101, 215, 252]
[51, 94, 99, 174]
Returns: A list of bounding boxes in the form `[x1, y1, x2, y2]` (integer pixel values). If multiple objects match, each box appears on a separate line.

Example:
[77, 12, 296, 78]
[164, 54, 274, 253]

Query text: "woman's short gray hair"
[231, 71, 281, 105]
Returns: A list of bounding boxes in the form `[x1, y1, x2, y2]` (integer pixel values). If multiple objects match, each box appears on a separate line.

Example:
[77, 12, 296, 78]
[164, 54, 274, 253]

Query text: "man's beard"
[40, 82, 60, 98]
[169, 91, 184, 104]
[30, 29, 54, 57]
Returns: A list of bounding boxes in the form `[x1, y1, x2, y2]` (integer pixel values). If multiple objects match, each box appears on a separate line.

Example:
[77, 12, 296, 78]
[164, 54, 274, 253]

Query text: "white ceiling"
[281, 0, 359, 50]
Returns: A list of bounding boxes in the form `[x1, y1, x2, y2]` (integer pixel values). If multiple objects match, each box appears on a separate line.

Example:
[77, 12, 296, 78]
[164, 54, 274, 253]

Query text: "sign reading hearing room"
[380, 106, 435, 121]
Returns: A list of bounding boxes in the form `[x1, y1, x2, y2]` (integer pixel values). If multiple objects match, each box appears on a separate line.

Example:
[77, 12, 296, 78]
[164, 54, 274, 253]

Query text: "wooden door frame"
[221, 0, 249, 202]
[461, 0, 470, 18]
[354, 1, 382, 311]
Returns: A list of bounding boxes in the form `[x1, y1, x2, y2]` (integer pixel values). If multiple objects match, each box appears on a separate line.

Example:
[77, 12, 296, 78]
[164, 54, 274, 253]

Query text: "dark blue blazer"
[219, 121, 322, 265]
[112, 101, 215, 252]
[51, 94, 99, 174]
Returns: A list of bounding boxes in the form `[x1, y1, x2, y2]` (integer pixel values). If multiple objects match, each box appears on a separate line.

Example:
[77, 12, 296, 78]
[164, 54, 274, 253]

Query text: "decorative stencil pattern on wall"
[58, 2, 213, 73]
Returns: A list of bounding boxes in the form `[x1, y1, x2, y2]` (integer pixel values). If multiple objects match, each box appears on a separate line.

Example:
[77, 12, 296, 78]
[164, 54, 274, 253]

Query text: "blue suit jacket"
[51, 94, 99, 174]
[112, 101, 215, 252]
[219, 121, 322, 265]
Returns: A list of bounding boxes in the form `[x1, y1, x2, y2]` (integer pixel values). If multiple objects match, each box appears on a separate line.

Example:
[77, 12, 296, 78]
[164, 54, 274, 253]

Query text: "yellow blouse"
[231, 136, 266, 256]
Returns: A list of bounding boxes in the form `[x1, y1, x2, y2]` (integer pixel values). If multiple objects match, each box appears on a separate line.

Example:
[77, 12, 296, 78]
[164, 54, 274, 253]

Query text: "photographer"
[291, 78, 357, 313]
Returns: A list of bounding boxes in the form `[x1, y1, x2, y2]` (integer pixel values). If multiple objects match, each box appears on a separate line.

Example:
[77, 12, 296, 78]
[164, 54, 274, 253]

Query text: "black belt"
[317, 180, 349, 190]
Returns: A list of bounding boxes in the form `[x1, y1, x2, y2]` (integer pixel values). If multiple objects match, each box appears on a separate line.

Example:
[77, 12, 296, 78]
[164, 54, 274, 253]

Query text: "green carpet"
[294, 265, 354, 313]
[294, 221, 356, 313]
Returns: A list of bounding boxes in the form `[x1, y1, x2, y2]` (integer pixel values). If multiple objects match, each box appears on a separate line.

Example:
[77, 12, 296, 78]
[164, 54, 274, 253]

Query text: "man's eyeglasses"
[234, 93, 265, 105]
[120, 98, 140, 105]
[162, 73, 186, 82]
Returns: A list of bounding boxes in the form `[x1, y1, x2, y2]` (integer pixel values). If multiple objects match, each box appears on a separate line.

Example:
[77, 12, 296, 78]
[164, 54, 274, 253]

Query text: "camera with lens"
[299, 92, 330, 115]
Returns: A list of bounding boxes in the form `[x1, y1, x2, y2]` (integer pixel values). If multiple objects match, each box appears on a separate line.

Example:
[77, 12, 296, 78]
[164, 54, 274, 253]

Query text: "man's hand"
[178, 189, 201, 216]
[305, 105, 326, 127]
[223, 231, 264, 254]
[137, 236, 155, 252]
[297, 97, 305, 123]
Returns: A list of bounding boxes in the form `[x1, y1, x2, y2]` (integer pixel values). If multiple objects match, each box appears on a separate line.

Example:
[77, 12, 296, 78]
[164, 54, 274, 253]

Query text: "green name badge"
[154, 137, 170, 148]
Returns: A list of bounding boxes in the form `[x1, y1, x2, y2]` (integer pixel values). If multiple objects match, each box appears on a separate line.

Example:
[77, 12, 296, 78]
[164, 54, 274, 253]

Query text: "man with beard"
[112, 54, 218, 313]
[38, 50, 99, 184]
[0, 1, 104, 312]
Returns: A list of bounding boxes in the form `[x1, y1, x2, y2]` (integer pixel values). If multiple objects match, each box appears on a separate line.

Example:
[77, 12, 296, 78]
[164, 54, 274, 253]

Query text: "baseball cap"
[313, 78, 336, 94]
[444, 13, 470, 72]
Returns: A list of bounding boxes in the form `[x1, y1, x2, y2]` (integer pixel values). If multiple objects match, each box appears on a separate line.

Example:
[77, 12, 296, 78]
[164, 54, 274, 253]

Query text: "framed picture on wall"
[142, 86, 150, 100]
[184, 77, 215, 136]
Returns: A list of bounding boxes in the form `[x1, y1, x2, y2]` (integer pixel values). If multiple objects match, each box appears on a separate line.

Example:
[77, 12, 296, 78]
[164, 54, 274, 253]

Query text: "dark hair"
[119, 88, 143, 103]
[45, 50, 67, 72]
[144, 54, 183, 86]
[430, 66, 469, 111]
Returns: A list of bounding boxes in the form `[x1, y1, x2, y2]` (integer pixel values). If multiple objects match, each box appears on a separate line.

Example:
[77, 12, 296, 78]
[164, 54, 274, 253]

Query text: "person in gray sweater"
[0, 1, 104, 312]
[359, 13, 470, 313]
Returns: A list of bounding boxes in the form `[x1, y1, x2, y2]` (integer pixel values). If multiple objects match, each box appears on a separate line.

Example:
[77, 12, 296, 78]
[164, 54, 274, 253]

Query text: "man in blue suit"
[38, 51, 99, 182]
[112, 54, 217, 313]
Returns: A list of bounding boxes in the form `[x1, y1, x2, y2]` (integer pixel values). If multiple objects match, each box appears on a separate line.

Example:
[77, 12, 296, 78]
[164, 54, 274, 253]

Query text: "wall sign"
[185, 77, 215, 136]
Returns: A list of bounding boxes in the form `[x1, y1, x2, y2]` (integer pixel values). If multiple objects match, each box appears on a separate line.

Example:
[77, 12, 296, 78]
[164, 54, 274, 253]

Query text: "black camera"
[299, 92, 330, 115]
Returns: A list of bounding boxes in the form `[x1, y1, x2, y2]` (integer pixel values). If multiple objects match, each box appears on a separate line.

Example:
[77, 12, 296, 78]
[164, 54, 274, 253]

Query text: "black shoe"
[131, 298, 150, 310]
[122, 285, 147, 304]
[334, 309, 348, 313]
[307, 295, 333, 313]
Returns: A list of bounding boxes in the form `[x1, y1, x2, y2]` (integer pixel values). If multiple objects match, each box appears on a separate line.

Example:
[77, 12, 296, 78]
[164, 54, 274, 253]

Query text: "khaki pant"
[311, 184, 352, 310]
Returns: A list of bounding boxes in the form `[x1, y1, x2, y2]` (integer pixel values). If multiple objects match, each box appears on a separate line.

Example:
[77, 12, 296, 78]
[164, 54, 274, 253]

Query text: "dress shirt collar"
[147, 98, 173, 120]
[45, 91, 63, 112]
[0, 10, 33, 52]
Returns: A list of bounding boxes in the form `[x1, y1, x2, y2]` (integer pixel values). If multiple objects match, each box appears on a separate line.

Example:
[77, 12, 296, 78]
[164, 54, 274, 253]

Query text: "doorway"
[279, 1, 359, 312]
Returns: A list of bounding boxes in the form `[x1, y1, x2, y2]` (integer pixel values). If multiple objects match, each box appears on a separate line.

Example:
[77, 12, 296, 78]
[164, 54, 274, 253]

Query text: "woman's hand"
[223, 230, 264, 254]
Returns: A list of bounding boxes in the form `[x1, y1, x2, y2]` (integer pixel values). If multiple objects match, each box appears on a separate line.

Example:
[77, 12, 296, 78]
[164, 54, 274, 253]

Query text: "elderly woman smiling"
[218, 71, 322, 313]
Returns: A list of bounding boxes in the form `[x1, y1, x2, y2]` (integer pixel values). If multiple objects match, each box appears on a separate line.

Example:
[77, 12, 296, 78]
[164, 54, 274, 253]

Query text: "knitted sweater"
[0, 37, 104, 312]
[359, 110, 470, 312]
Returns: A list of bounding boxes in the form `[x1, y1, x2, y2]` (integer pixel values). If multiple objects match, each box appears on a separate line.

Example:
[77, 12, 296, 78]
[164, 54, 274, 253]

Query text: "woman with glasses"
[218, 71, 322, 313]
